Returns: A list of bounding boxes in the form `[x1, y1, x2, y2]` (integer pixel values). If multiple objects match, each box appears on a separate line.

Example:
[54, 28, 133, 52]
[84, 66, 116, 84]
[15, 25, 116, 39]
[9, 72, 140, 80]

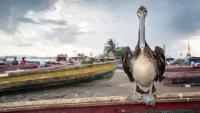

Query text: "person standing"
[12, 57, 18, 65]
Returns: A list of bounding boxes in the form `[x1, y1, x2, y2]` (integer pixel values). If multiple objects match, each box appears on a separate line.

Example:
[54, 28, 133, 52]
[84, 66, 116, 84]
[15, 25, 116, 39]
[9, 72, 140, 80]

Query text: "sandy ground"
[0, 70, 200, 103]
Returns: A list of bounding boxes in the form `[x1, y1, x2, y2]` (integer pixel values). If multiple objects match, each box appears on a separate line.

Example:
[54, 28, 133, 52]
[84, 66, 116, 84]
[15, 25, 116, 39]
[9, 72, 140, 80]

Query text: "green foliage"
[81, 60, 92, 64]
[103, 38, 125, 57]
[77, 53, 84, 57]
[104, 38, 118, 56]
[99, 53, 109, 58]
[114, 47, 125, 56]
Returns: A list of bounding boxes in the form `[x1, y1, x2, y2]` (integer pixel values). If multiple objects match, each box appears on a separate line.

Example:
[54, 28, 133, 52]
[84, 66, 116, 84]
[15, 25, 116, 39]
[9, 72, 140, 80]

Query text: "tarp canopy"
[57, 54, 67, 57]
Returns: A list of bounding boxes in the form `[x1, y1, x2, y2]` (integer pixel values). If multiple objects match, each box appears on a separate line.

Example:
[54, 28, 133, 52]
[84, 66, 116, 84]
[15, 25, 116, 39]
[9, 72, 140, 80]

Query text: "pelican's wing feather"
[121, 46, 134, 82]
[154, 46, 165, 82]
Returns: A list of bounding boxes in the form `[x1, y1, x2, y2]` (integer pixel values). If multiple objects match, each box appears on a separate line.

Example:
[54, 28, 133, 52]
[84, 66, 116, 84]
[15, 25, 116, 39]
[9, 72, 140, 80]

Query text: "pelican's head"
[137, 6, 147, 19]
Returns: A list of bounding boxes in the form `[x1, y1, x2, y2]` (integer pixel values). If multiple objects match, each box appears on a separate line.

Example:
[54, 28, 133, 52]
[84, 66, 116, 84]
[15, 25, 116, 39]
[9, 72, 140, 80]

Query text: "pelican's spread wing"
[154, 46, 165, 82]
[121, 46, 134, 82]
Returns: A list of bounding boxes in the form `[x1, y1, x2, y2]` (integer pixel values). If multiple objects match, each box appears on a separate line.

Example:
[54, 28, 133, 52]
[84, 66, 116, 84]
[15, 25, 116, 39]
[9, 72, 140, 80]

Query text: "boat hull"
[164, 67, 200, 77]
[1, 70, 115, 94]
[0, 92, 200, 113]
[0, 64, 39, 73]
[0, 61, 119, 94]
[164, 72, 200, 86]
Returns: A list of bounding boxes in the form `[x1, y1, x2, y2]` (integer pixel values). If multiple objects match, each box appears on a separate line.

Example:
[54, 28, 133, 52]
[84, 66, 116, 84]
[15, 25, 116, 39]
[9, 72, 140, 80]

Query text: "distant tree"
[77, 53, 84, 57]
[81, 60, 92, 64]
[99, 53, 109, 59]
[104, 38, 119, 56]
[114, 47, 125, 56]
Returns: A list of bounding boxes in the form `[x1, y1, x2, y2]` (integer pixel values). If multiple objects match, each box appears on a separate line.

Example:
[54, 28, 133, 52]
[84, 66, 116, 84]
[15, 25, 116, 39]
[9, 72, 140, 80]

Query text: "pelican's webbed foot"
[128, 93, 142, 102]
[143, 93, 155, 106]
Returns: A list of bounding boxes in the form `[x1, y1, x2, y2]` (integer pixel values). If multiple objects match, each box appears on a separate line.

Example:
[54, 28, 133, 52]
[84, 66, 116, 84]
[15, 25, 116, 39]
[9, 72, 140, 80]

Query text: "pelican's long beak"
[139, 13, 146, 52]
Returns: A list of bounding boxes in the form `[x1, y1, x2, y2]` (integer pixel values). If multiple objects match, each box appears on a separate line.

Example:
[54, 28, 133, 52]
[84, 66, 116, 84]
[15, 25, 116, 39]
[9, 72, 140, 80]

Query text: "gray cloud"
[1, 0, 200, 38]
[116, 0, 200, 45]
[45, 25, 95, 43]
[164, 1, 200, 37]
[0, 0, 56, 33]
[15, 17, 68, 26]
[73, 0, 200, 57]
[16, 17, 38, 24]
[45, 31, 79, 43]
[12, 39, 34, 47]
[1, 0, 200, 57]
[40, 19, 67, 25]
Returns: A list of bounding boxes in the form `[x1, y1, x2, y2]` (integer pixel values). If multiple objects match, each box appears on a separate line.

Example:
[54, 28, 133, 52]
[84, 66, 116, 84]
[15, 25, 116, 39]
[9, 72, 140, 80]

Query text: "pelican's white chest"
[132, 54, 156, 86]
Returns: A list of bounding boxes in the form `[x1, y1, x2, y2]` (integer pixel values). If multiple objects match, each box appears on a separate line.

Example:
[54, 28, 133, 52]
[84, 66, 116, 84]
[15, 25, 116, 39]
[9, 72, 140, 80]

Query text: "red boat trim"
[167, 72, 200, 78]
[0, 92, 200, 113]
[165, 66, 200, 71]
[3, 102, 200, 113]
[164, 72, 200, 85]
[0, 64, 38, 73]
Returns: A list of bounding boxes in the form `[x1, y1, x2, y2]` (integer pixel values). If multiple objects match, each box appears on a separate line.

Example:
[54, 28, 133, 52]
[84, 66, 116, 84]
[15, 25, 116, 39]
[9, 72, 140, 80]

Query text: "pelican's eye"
[145, 10, 147, 13]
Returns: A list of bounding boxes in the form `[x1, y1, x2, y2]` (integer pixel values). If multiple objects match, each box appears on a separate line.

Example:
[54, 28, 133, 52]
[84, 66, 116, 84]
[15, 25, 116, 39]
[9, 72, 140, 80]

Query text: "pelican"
[122, 6, 165, 106]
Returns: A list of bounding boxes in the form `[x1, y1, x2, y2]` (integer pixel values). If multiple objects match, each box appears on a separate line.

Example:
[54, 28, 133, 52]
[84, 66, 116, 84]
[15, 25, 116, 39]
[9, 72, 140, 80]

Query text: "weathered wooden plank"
[0, 92, 200, 112]
[155, 91, 200, 99]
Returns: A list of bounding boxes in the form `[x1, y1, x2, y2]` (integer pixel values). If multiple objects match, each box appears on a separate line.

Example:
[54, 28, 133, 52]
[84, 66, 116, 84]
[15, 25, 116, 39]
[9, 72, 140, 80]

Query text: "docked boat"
[0, 92, 199, 112]
[0, 64, 39, 73]
[163, 72, 200, 86]
[0, 60, 119, 94]
[164, 66, 200, 77]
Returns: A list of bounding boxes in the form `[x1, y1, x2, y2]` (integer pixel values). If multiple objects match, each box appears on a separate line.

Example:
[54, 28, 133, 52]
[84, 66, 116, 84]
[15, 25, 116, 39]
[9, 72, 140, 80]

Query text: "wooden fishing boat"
[164, 66, 200, 77]
[117, 64, 200, 77]
[0, 92, 200, 113]
[0, 64, 39, 73]
[0, 60, 119, 94]
[164, 72, 200, 86]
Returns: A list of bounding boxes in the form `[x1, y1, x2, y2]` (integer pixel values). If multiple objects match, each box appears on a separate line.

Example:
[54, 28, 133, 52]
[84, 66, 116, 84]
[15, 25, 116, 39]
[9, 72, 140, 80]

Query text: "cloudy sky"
[0, 0, 200, 57]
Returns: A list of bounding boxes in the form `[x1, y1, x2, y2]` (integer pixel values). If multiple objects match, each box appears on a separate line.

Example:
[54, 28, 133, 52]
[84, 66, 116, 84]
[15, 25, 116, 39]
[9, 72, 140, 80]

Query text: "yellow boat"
[0, 60, 119, 94]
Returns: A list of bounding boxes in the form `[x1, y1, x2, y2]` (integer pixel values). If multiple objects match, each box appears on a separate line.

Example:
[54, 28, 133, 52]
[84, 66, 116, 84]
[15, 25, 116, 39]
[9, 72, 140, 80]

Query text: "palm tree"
[104, 38, 119, 56]
[77, 53, 84, 57]
[114, 47, 125, 56]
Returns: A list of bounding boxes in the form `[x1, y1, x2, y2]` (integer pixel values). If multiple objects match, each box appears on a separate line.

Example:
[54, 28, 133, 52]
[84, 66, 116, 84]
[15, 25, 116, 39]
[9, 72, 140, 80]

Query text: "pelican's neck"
[139, 15, 146, 50]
